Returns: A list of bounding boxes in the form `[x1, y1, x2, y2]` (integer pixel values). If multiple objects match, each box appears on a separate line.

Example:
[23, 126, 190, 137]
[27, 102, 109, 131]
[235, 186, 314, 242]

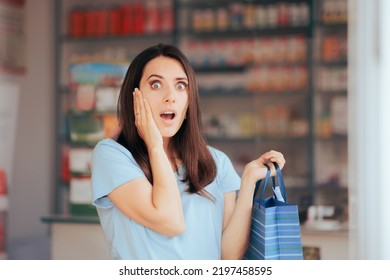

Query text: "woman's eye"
[151, 81, 161, 89]
[177, 82, 187, 90]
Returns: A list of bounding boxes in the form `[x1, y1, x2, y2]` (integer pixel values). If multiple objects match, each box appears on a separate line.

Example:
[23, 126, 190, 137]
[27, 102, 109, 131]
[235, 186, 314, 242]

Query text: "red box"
[0, 170, 6, 195]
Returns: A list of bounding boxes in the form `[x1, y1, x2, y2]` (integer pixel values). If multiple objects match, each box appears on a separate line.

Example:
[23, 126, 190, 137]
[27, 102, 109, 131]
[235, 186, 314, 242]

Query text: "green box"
[70, 204, 98, 216]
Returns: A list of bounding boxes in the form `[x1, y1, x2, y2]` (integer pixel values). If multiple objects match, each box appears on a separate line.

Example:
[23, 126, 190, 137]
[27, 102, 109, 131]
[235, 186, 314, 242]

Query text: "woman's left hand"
[242, 150, 286, 184]
[133, 88, 163, 150]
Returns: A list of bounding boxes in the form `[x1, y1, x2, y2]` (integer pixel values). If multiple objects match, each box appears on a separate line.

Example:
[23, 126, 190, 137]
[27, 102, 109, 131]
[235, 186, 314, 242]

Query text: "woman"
[91, 44, 285, 260]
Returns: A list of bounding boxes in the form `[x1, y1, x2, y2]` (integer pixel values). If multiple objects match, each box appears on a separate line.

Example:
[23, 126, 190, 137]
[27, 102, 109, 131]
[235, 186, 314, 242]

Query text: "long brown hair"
[116, 44, 217, 198]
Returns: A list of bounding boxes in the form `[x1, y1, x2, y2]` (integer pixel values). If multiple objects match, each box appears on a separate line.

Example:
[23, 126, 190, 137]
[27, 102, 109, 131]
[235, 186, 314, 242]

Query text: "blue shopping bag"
[244, 163, 304, 260]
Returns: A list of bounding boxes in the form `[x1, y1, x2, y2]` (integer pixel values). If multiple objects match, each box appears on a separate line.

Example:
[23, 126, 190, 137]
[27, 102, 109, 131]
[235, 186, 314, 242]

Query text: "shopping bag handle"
[253, 162, 288, 203]
[272, 162, 287, 203]
[253, 164, 271, 203]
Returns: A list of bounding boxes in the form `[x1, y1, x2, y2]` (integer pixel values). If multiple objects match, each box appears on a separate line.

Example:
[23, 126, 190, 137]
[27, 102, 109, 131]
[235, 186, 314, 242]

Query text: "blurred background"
[0, 0, 389, 260]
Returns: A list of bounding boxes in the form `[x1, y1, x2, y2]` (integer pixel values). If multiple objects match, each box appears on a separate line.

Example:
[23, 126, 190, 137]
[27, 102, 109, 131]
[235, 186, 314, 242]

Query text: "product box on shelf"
[102, 115, 120, 138]
[66, 62, 127, 216]
[69, 177, 96, 216]
[69, 62, 127, 86]
[330, 96, 347, 135]
[95, 86, 120, 113]
[0, 169, 6, 196]
[75, 84, 95, 111]
[69, 148, 93, 175]
[68, 0, 174, 38]
[69, 116, 104, 145]
[71, 83, 121, 115]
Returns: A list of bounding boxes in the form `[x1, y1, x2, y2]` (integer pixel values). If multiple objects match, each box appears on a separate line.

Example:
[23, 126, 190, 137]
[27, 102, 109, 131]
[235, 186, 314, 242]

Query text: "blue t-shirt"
[91, 138, 241, 260]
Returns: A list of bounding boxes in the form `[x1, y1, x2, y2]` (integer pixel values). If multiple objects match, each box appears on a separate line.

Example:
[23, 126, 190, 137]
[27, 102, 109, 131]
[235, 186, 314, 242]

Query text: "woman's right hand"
[133, 88, 163, 149]
[241, 150, 286, 185]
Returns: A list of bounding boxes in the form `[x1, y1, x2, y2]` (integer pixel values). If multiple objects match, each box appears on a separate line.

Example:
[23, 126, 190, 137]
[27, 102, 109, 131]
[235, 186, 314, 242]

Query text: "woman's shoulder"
[207, 145, 241, 185]
[95, 138, 120, 148]
[207, 145, 230, 164]
[93, 138, 131, 158]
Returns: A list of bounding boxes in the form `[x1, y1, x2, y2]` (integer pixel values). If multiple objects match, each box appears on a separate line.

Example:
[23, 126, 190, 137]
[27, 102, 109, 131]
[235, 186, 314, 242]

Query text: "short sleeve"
[91, 139, 146, 208]
[209, 147, 241, 193]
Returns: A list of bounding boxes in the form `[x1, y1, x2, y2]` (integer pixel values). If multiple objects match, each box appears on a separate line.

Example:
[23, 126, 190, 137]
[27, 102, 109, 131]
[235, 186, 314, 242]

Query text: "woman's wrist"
[242, 165, 267, 187]
[241, 171, 256, 189]
[148, 145, 168, 163]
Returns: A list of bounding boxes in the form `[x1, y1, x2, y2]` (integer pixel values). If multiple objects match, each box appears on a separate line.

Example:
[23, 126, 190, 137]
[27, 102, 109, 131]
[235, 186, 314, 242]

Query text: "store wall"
[348, 0, 390, 259]
[8, 0, 54, 248]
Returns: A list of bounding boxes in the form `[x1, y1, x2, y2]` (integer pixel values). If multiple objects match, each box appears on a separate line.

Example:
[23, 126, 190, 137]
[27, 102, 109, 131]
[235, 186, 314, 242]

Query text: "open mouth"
[160, 111, 176, 121]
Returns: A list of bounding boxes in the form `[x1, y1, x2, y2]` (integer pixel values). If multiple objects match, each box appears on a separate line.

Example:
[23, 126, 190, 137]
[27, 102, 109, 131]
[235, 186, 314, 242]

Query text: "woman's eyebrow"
[147, 74, 164, 80]
[147, 74, 188, 81]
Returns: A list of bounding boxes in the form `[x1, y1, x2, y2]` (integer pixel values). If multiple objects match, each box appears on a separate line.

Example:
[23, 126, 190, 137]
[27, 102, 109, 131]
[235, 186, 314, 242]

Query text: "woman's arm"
[221, 150, 285, 259]
[108, 89, 185, 237]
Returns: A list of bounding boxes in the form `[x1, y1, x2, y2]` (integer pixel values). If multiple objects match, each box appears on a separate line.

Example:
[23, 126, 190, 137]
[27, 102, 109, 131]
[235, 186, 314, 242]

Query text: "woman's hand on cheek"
[133, 88, 163, 149]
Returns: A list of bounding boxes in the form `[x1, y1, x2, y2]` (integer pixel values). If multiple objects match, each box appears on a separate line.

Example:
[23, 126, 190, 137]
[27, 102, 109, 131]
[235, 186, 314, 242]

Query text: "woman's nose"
[164, 89, 175, 103]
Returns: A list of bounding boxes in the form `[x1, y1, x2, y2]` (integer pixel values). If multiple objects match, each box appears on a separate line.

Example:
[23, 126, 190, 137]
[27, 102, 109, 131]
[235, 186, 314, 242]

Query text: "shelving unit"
[312, 0, 348, 218]
[177, 0, 314, 206]
[52, 0, 349, 250]
[53, 0, 177, 215]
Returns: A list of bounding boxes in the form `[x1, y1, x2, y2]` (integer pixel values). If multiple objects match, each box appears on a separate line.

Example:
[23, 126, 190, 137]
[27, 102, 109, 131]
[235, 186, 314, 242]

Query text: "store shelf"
[41, 214, 100, 224]
[316, 90, 347, 96]
[318, 22, 347, 29]
[186, 26, 311, 38]
[316, 134, 347, 141]
[301, 222, 348, 235]
[60, 32, 173, 44]
[199, 88, 253, 97]
[69, 109, 116, 117]
[206, 136, 257, 143]
[194, 65, 246, 73]
[318, 60, 348, 67]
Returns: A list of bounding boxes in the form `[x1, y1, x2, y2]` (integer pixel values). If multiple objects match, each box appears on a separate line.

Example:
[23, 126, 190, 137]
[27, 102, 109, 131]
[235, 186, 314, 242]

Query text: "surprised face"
[139, 56, 189, 140]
